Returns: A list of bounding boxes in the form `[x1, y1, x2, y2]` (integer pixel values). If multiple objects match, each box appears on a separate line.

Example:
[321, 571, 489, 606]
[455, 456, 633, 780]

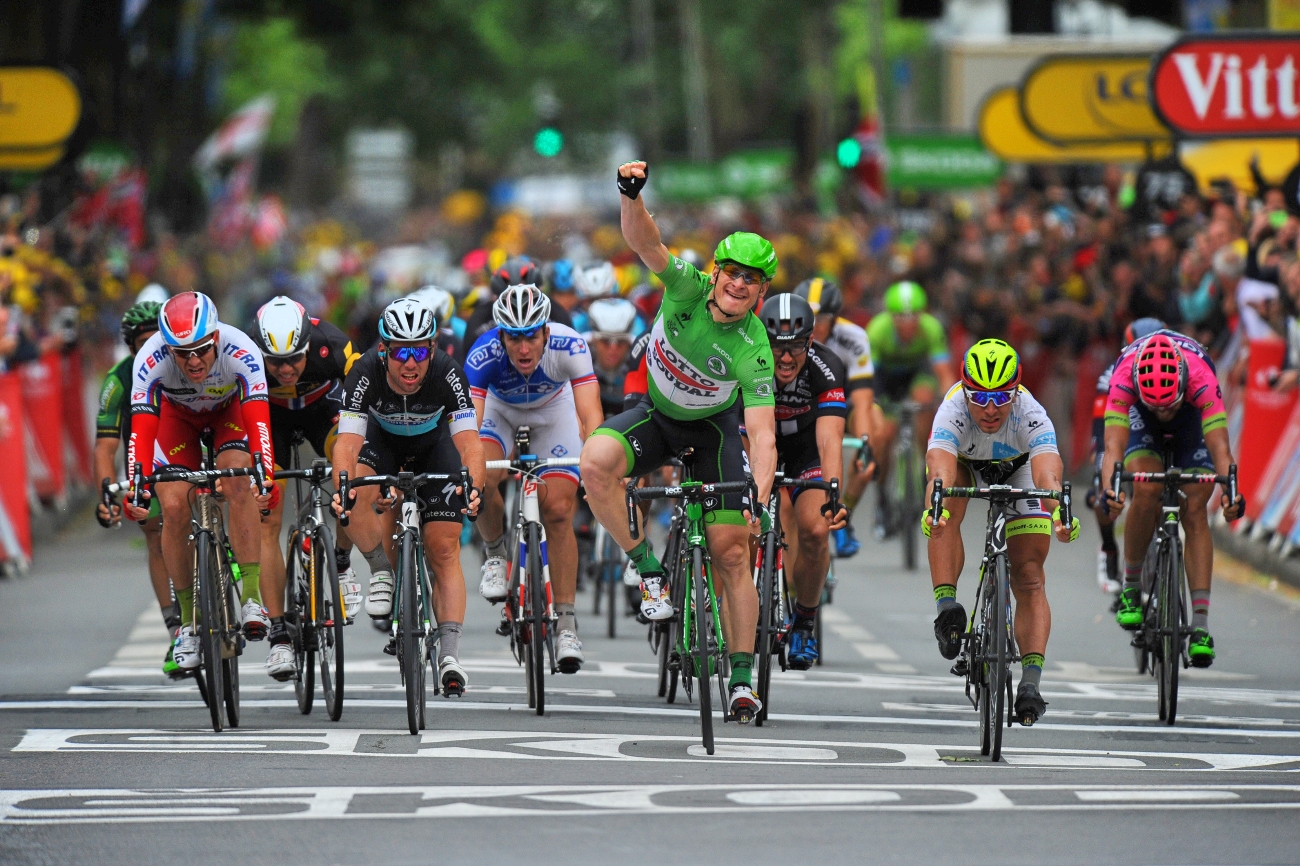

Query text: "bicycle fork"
[515, 477, 556, 635]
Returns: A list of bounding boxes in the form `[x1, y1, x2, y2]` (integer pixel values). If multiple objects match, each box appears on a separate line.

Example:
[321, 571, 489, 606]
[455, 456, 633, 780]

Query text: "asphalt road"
[3, 505, 1300, 866]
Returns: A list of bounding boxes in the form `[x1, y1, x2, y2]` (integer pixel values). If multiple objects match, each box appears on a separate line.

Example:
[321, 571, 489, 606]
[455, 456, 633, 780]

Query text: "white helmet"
[493, 284, 550, 334]
[256, 296, 309, 357]
[410, 285, 454, 329]
[587, 298, 638, 340]
[574, 261, 617, 299]
[379, 296, 436, 342]
[136, 283, 170, 305]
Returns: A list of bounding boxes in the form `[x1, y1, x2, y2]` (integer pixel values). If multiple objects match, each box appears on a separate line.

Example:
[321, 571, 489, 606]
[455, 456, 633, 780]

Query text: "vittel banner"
[1152, 34, 1300, 137]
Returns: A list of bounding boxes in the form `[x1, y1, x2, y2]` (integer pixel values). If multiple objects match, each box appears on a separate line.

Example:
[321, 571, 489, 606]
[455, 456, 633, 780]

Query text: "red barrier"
[61, 348, 92, 484]
[1245, 398, 1300, 524]
[1070, 343, 1108, 472]
[0, 372, 32, 562]
[1238, 339, 1296, 508]
[22, 350, 65, 502]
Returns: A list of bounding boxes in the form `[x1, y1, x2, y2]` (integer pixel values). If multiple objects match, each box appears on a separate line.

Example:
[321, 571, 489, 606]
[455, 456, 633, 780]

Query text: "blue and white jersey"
[465, 323, 598, 408]
[928, 383, 1059, 464]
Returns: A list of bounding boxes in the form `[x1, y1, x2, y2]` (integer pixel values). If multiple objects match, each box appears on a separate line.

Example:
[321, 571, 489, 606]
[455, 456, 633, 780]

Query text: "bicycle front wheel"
[287, 530, 315, 715]
[197, 536, 224, 732]
[316, 525, 345, 722]
[399, 531, 425, 735]
[754, 531, 776, 726]
[691, 546, 714, 754]
[527, 522, 546, 716]
[986, 555, 1009, 762]
[1161, 536, 1184, 726]
[222, 566, 241, 728]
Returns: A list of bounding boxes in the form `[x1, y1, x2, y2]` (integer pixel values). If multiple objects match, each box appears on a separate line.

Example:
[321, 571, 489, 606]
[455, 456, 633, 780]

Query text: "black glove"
[616, 164, 649, 200]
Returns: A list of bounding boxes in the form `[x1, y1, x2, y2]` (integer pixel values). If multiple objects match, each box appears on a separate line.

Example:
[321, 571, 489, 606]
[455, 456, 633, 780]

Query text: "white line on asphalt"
[881, 702, 1300, 729]
[2, 784, 1298, 824]
[66, 684, 619, 698]
[12, 728, 1300, 771]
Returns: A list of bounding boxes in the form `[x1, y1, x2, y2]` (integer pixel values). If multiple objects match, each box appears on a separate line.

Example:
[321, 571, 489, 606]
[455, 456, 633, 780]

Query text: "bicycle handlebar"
[337, 465, 477, 527]
[929, 477, 1072, 531]
[625, 478, 754, 540]
[1109, 461, 1237, 505]
[131, 455, 270, 512]
[772, 473, 842, 523]
[484, 457, 583, 471]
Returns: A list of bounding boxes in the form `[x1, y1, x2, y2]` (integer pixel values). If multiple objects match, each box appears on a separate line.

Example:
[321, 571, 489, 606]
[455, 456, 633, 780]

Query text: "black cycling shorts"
[357, 426, 466, 524]
[271, 393, 343, 469]
[776, 431, 825, 504]
[592, 398, 751, 526]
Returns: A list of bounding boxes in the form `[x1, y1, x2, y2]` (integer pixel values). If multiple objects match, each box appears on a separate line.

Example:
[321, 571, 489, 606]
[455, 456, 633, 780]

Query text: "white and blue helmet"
[159, 292, 219, 347]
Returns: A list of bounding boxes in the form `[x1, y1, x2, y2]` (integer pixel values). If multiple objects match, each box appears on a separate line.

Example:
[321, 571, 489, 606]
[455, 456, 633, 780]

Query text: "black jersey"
[338, 347, 478, 439]
[774, 341, 849, 446]
[251, 318, 360, 411]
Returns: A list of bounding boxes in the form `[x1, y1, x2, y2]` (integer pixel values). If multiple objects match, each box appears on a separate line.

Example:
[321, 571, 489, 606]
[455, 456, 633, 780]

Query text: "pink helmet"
[1134, 333, 1187, 409]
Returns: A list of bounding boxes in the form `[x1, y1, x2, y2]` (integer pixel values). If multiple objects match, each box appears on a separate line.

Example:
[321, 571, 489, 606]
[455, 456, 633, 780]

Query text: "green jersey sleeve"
[736, 318, 776, 408]
[920, 313, 950, 363]
[865, 313, 891, 353]
[655, 255, 710, 305]
[96, 359, 132, 439]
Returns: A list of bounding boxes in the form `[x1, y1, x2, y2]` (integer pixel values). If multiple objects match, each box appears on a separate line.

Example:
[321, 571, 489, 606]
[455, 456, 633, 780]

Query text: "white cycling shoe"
[479, 556, 508, 602]
[728, 683, 762, 723]
[439, 656, 468, 697]
[265, 643, 296, 681]
[556, 630, 585, 674]
[172, 626, 201, 671]
[621, 560, 641, 587]
[1097, 549, 1120, 594]
[365, 570, 394, 617]
[241, 600, 271, 640]
[639, 575, 674, 622]
[339, 567, 363, 620]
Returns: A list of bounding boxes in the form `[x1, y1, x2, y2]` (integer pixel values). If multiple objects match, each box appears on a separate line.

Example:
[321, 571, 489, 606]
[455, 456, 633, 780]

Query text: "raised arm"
[618, 162, 671, 274]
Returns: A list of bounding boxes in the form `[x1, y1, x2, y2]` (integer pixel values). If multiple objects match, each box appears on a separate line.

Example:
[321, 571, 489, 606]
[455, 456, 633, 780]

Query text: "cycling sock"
[728, 652, 753, 689]
[793, 601, 818, 629]
[268, 617, 290, 646]
[556, 603, 577, 634]
[436, 621, 462, 661]
[334, 547, 351, 573]
[162, 603, 181, 633]
[933, 584, 958, 612]
[628, 539, 663, 577]
[239, 564, 261, 605]
[1191, 590, 1211, 631]
[1098, 521, 1117, 553]
[176, 588, 194, 627]
[1124, 561, 1143, 588]
[1021, 653, 1044, 689]
[843, 491, 860, 512]
[361, 545, 392, 577]
[484, 533, 509, 560]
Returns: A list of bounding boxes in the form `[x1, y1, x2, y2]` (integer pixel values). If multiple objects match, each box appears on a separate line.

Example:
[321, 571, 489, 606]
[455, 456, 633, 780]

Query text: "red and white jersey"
[130, 323, 269, 416]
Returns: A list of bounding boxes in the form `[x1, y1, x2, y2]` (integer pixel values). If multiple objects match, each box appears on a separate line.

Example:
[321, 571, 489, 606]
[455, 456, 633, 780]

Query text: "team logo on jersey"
[754, 383, 772, 398]
[707, 356, 727, 376]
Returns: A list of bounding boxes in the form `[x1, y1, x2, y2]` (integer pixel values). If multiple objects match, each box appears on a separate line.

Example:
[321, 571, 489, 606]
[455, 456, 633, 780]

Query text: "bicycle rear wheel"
[1161, 537, 1183, 726]
[656, 622, 670, 697]
[754, 531, 776, 726]
[986, 556, 1009, 762]
[197, 536, 224, 732]
[222, 567, 241, 728]
[691, 546, 714, 755]
[900, 446, 919, 571]
[287, 530, 315, 715]
[1153, 542, 1170, 721]
[527, 522, 546, 716]
[399, 531, 424, 735]
[316, 526, 345, 722]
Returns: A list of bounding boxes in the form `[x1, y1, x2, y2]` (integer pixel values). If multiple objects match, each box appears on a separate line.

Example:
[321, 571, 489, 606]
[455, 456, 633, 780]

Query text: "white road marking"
[66, 684, 618, 698]
[12, 728, 1300, 771]
[2, 784, 1297, 824]
[882, 702, 1300, 729]
[831, 624, 875, 641]
[852, 643, 901, 661]
[876, 663, 919, 674]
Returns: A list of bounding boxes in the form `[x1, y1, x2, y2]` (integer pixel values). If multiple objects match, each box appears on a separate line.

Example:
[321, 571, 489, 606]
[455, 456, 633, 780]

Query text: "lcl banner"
[1152, 34, 1300, 137]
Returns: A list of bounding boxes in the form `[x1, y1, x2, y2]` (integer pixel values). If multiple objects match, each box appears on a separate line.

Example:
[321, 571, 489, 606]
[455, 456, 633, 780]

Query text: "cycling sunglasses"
[388, 346, 431, 364]
[720, 263, 766, 286]
[964, 386, 1015, 408]
[266, 348, 309, 366]
[169, 338, 216, 360]
[770, 340, 809, 358]
[501, 326, 544, 341]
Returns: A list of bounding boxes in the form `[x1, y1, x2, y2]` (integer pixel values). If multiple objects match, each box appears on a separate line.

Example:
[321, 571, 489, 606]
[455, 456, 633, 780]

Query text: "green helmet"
[962, 338, 1021, 391]
[884, 281, 927, 314]
[714, 232, 777, 279]
[120, 301, 162, 348]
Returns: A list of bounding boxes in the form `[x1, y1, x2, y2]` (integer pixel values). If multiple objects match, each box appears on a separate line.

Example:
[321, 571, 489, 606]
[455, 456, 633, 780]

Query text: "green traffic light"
[836, 138, 861, 169]
[534, 127, 564, 158]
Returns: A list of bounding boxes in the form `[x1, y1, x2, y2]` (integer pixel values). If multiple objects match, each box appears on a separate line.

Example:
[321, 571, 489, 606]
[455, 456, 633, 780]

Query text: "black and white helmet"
[574, 261, 617, 299]
[492, 283, 550, 334]
[256, 296, 309, 357]
[379, 296, 436, 342]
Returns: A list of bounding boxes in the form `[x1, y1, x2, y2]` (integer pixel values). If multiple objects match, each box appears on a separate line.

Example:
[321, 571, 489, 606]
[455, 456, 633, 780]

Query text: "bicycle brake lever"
[253, 452, 271, 517]
[460, 464, 478, 523]
[626, 479, 640, 540]
[98, 478, 117, 528]
[929, 478, 944, 526]
[1060, 480, 1072, 531]
[338, 471, 351, 527]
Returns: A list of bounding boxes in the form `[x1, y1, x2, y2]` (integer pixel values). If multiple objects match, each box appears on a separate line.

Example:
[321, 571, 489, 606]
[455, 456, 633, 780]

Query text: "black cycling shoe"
[1015, 682, 1048, 726]
[933, 604, 967, 660]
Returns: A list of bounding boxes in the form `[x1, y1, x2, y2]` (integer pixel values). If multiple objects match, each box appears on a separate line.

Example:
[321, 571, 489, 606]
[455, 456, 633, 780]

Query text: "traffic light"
[836, 137, 862, 169]
[534, 127, 564, 158]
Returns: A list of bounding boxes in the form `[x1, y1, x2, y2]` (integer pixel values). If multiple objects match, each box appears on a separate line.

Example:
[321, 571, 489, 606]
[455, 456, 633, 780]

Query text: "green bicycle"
[626, 466, 755, 754]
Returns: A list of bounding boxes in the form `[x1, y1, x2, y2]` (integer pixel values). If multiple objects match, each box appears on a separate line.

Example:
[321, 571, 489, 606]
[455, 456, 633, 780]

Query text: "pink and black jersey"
[1105, 329, 1225, 434]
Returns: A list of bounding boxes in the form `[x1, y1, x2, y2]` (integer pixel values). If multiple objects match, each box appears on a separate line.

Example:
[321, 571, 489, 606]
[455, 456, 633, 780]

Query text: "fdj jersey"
[463, 323, 597, 408]
[866, 312, 949, 400]
[646, 255, 775, 421]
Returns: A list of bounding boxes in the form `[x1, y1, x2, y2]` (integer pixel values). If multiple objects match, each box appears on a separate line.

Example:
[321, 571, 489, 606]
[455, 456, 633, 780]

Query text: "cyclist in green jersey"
[581, 160, 778, 721]
[866, 281, 956, 538]
[95, 301, 180, 676]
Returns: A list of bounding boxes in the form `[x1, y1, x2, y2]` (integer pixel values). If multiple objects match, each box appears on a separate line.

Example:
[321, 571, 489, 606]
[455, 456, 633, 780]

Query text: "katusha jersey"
[646, 255, 776, 422]
[464, 323, 597, 408]
[928, 383, 1059, 478]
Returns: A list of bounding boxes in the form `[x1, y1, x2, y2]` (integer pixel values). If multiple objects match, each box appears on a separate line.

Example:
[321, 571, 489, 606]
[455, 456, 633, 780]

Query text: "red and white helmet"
[159, 292, 219, 347]
[1134, 333, 1187, 409]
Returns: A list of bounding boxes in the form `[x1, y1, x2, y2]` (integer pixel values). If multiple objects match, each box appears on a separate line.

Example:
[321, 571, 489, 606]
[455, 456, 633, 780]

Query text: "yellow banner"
[0, 146, 65, 172]
[1020, 54, 1171, 144]
[0, 68, 81, 149]
[978, 88, 1167, 164]
[1270, 0, 1300, 30]
[1179, 138, 1300, 195]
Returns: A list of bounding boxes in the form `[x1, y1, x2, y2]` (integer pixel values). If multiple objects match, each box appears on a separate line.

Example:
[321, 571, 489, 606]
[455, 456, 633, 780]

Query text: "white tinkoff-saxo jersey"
[927, 383, 1059, 465]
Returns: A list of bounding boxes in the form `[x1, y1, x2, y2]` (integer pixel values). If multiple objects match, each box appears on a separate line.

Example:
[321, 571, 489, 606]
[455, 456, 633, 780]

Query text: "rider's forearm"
[749, 427, 777, 506]
[849, 389, 874, 439]
[452, 428, 487, 491]
[816, 416, 845, 485]
[925, 449, 958, 489]
[933, 361, 957, 391]
[332, 433, 363, 489]
[1030, 452, 1064, 494]
[620, 196, 670, 273]
[1102, 425, 1128, 484]
[1204, 427, 1234, 478]
[94, 438, 119, 486]
[573, 384, 604, 441]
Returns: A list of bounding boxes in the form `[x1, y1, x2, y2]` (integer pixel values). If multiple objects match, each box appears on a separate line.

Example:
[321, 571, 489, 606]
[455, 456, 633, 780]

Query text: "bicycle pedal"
[383, 638, 397, 656]
[950, 658, 969, 678]
[442, 679, 466, 698]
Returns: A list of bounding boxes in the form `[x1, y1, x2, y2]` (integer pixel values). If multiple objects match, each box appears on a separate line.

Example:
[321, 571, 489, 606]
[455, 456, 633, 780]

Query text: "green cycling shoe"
[1114, 586, 1143, 630]
[1188, 629, 1216, 668]
[162, 643, 182, 678]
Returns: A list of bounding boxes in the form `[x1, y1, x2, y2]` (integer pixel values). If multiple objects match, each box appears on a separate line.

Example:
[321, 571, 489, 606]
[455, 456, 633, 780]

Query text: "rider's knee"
[424, 534, 461, 567]
[1010, 559, 1047, 594]
[711, 536, 750, 576]
[799, 513, 829, 547]
[540, 491, 577, 526]
[1131, 482, 1161, 507]
[579, 438, 622, 480]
